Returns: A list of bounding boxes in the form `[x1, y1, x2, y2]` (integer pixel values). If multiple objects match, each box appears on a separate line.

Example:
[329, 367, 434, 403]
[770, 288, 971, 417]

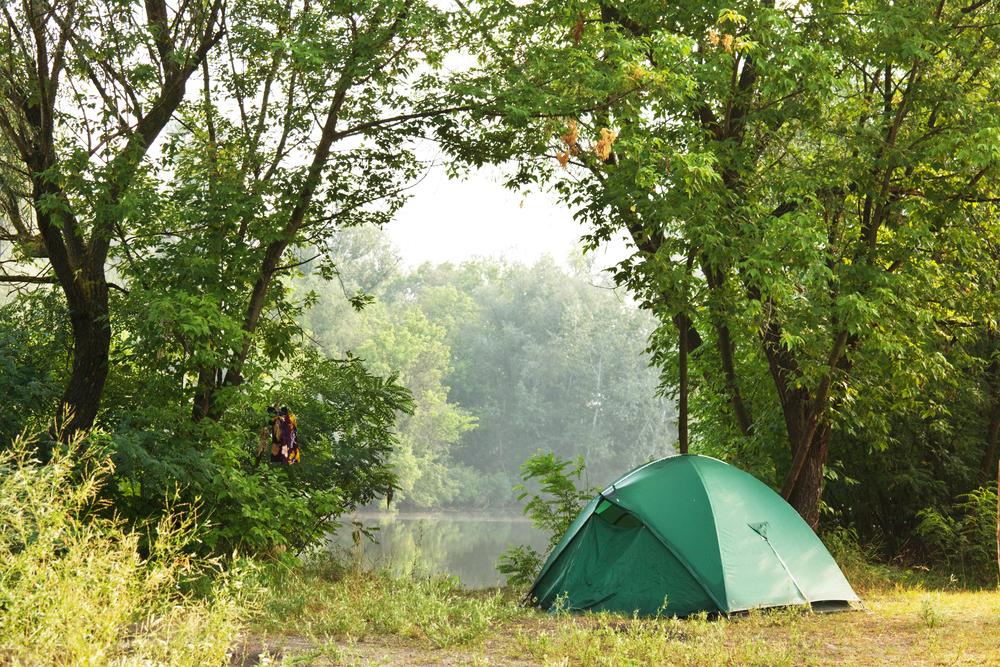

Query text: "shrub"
[497, 451, 598, 587]
[915, 485, 998, 586]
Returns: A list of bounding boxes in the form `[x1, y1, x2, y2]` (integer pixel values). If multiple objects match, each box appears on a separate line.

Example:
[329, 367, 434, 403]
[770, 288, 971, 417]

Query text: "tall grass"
[251, 548, 529, 648]
[0, 436, 242, 666]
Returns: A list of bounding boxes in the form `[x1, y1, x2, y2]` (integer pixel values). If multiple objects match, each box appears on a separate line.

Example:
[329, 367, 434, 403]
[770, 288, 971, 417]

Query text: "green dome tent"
[528, 454, 860, 617]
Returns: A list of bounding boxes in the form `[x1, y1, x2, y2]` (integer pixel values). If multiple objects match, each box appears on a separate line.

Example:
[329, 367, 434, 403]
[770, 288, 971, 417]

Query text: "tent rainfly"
[528, 454, 860, 617]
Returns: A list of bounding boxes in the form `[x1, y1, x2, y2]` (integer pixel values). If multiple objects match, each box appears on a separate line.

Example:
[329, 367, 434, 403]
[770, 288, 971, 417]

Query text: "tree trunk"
[192, 367, 219, 423]
[981, 356, 1000, 482]
[787, 420, 830, 530]
[58, 282, 111, 436]
[677, 312, 689, 454]
[33, 177, 114, 440]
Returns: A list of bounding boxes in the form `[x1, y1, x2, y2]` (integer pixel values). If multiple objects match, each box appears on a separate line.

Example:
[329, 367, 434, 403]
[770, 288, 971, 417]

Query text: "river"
[327, 512, 550, 589]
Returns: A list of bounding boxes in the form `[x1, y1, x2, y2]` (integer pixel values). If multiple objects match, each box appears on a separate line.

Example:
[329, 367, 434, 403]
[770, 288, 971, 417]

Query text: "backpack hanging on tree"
[277, 408, 299, 465]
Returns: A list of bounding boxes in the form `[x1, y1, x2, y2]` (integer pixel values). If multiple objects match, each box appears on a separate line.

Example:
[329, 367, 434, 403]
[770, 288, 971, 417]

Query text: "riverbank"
[326, 511, 550, 588]
[233, 552, 1000, 667]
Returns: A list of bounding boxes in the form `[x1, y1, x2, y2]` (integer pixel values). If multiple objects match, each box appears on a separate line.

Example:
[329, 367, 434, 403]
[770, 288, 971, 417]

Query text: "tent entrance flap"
[551, 514, 717, 616]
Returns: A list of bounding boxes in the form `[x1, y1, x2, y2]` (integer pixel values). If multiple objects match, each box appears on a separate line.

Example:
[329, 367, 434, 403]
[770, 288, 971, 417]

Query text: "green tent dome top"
[529, 454, 860, 616]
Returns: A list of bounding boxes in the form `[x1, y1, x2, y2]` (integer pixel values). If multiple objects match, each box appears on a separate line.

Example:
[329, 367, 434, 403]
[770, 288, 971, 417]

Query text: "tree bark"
[677, 312, 689, 454]
[981, 355, 1000, 482]
[57, 277, 111, 435]
[787, 420, 830, 530]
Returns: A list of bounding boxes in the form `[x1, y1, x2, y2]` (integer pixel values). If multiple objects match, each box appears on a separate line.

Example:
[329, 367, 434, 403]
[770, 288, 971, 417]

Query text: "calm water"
[327, 512, 550, 588]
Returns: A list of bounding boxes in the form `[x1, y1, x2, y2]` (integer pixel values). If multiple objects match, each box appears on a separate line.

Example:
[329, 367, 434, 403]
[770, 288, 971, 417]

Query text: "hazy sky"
[387, 163, 631, 271]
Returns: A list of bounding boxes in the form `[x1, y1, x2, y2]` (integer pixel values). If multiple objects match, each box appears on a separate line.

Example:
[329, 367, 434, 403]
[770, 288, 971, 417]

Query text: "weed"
[550, 592, 572, 616]
[0, 435, 239, 665]
[920, 593, 945, 629]
[250, 553, 529, 649]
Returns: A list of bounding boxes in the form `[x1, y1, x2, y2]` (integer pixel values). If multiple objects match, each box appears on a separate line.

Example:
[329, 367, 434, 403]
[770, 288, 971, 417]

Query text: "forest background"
[2, 0, 1000, 582]
[295, 231, 673, 508]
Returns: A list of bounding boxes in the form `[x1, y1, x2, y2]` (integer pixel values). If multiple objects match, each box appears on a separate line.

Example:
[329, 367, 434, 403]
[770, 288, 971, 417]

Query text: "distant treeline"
[297, 227, 676, 509]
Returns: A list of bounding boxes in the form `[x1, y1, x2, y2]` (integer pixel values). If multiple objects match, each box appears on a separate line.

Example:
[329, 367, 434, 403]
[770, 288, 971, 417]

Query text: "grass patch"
[250, 548, 530, 648]
[0, 437, 244, 666]
[242, 540, 1000, 666]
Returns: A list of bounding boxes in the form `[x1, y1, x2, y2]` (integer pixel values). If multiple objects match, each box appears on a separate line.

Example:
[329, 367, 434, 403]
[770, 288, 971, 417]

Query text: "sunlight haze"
[389, 164, 631, 270]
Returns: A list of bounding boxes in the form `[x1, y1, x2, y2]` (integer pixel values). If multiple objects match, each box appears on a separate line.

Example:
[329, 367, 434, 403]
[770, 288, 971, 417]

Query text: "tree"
[112, 0, 469, 428]
[0, 0, 225, 435]
[297, 243, 673, 507]
[1, 0, 469, 437]
[408, 256, 672, 487]
[356, 306, 479, 507]
[0, 0, 477, 557]
[446, 0, 1000, 528]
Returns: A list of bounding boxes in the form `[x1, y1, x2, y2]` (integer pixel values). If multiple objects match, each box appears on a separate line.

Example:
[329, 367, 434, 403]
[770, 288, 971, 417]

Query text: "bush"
[497, 451, 598, 587]
[99, 347, 414, 558]
[915, 486, 998, 587]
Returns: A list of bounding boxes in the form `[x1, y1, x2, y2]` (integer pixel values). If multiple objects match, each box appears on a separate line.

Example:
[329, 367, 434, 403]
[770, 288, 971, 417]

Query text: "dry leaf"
[572, 12, 585, 44]
[595, 127, 617, 161]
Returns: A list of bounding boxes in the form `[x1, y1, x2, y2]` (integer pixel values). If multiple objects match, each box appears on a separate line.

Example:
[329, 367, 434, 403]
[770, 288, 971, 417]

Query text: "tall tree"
[0, 0, 225, 435]
[122, 0, 473, 427]
[446, 0, 1000, 527]
[1, 0, 467, 435]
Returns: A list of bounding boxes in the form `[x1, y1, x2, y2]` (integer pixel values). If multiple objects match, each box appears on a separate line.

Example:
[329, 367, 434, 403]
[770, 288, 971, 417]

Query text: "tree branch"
[0, 274, 58, 284]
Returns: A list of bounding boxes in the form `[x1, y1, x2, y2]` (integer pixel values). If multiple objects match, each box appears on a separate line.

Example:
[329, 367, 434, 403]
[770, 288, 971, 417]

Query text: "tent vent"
[594, 498, 641, 528]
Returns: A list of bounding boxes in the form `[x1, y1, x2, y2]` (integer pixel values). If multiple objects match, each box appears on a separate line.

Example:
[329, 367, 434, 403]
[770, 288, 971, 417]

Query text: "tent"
[528, 454, 860, 617]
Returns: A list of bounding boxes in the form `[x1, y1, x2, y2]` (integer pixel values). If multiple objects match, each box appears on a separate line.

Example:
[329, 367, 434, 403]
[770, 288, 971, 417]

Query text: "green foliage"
[0, 292, 67, 448]
[448, 0, 1000, 531]
[12, 0, 1000, 582]
[496, 544, 545, 588]
[435, 257, 672, 486]
[300, 232, 672, 510]
[0, 0, 465, 560]
[278, 348, 415, 513]
[352, 299, 480, 508]
[96, 346, 414, 557]
[915, 486, 999, 587]
[205, 349, 414, 554]
[516, 451, 597, 552]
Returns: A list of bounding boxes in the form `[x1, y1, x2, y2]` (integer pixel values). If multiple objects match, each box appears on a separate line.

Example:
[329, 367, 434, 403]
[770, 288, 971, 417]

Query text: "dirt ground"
[230, 629, 539, 666]
[229, 590, 1000, 667]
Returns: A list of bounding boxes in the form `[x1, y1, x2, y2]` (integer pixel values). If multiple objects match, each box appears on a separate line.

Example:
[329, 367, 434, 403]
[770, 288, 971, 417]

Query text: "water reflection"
[328, 513, 550, 589]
